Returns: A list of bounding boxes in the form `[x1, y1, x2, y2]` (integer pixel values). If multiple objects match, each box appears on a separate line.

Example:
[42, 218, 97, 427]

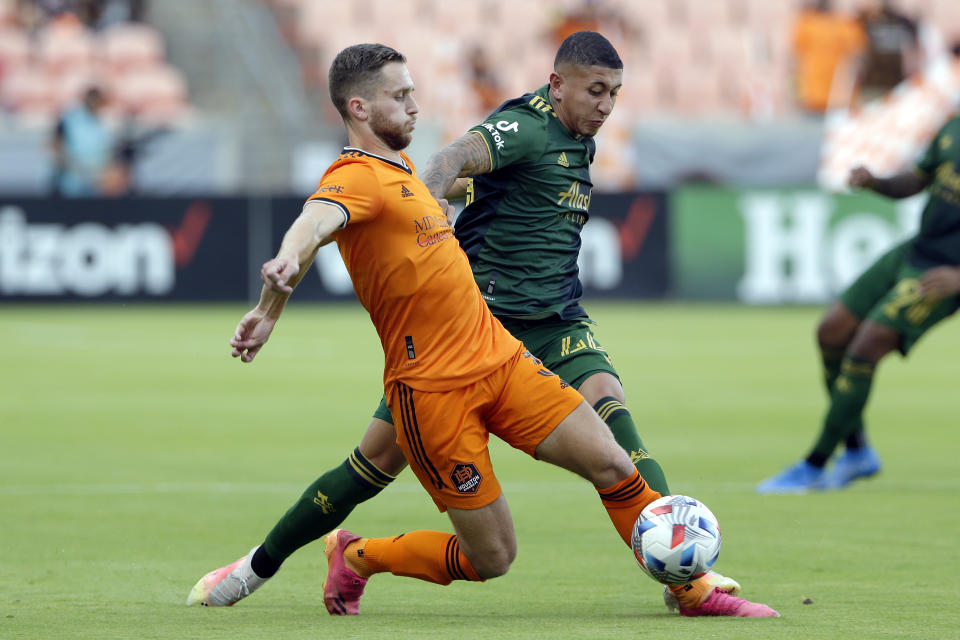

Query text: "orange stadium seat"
[0, 0, 17, 27]
[113, 63, 188, 124]
[36, 26, 96, 76]
[0, 26, 31, 73]
[1, 66, 57, 125]
[99, 23, 165, 75]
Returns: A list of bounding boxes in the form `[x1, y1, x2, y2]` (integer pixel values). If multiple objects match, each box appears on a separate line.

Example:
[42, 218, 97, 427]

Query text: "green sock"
[262, 448, 395, 563]
[820, 346, 844, 393]
[821, 346, 866, 451]
[593, 397, 670, 495]
[807, 356, 875, 465]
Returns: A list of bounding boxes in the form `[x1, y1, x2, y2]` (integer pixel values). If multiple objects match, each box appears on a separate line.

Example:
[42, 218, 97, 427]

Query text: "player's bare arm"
[421, 132, 492, 200]
[229, 201, 344, 363]
[849, 166, 930, 198]
[445, 178, 471, 201]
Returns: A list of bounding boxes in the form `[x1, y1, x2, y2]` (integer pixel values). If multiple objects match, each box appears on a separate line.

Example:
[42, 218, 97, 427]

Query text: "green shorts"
[839, 240, 960, 355]
[372, 315, 619, 423]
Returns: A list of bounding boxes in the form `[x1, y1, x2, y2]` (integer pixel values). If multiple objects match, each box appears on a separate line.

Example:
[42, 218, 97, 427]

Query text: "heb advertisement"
[0, 198, 250, 301]
[671, 186, 925, 303]
[274, 192, 671, 302]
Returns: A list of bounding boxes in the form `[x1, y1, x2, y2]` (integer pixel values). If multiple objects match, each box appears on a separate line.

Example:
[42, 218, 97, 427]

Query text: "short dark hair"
[554, 31, 622, 71]
[328, 43, 406, 118]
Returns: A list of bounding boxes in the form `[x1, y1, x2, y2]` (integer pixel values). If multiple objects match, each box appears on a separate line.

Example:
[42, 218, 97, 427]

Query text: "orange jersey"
[308, 147, 519, 392]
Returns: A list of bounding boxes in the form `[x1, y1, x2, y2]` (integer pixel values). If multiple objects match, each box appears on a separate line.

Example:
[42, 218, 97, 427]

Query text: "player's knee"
[579, 372, 625, 405]
[817, 304, 858, 348]
[588, 445, 636, 488]
[847, 325, 898, 362]
[465, 542, 516, 579]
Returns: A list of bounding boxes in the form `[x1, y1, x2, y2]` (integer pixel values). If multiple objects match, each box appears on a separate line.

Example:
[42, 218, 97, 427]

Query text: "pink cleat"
[676, 587, 780, 618]
[322, 529, 369, 616]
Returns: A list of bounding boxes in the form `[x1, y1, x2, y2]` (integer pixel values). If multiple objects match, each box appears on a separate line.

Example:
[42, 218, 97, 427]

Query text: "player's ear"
[347, 96, 369, 121]
[548, 71, 564, 102]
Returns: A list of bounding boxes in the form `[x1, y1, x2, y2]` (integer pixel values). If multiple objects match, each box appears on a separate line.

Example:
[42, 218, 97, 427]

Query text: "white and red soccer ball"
[631, 495, 722, 586]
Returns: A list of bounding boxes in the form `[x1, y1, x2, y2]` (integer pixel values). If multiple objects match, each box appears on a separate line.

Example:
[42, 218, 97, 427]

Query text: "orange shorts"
[386, 346, 584, 512]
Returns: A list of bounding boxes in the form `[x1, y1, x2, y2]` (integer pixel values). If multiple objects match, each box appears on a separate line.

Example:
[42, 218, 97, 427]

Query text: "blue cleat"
[822, 447, 881, 489]
[756, 460, 826, 494]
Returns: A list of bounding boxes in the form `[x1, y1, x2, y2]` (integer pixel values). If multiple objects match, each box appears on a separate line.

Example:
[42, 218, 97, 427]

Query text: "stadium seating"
[0, 7, 189, 128]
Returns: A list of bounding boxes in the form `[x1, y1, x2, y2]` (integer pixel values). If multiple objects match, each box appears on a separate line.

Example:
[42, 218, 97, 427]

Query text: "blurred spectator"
[15, 0, 145, 30]
[792, 0, 866, 113]
[549, 0, 601, 46]
[467, 43, 503, 115]
[856, 0, 919, 102]
[49, 85, 115, 196]
[548, 0, 636, 49]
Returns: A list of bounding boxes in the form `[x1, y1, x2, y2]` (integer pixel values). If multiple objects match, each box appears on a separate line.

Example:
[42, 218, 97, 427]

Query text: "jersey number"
[496, 121, 519, 133]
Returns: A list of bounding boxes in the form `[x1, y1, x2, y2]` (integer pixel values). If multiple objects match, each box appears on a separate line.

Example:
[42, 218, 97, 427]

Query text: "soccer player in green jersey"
[188, 31, 777, 618]
[757, 113, 960, 494]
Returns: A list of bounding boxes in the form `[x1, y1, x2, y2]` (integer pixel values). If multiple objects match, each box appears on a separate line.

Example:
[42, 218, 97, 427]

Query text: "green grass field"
[3, 302, 959, 640]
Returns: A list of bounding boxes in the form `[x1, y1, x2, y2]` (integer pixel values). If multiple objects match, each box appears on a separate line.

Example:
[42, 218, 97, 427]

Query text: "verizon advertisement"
[0, 198, 249, 301]
[0, 194, 669, 303]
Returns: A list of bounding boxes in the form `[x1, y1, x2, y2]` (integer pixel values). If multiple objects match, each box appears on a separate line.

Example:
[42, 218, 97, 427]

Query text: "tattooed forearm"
[422, 132, 492, 200]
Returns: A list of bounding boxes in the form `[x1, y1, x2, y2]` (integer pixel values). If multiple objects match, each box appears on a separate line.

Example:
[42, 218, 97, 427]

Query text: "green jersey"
[911, 114, 960, 267]
[454, 85, 597, 320]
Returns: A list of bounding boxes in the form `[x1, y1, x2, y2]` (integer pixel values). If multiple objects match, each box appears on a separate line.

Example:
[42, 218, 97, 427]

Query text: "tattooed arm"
[421, 132, 492, 201]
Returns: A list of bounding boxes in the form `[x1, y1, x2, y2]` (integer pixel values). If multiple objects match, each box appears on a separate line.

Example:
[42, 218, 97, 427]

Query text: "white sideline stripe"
[1, 479, 956, 496]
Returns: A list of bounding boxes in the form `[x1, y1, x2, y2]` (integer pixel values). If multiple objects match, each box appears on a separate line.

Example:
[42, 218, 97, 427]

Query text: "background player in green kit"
[757, 113, 960, 494]
[188, 31, 777, 618]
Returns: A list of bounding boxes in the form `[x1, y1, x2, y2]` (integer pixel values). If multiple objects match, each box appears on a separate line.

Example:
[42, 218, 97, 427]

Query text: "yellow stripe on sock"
[596, 400, 624, 421]
[348, 453, 391, 489]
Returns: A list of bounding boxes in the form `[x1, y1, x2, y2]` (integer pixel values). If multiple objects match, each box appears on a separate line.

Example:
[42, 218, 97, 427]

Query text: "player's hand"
[919, 266, 960, 300]
[230, 308, 278, 363]
[261, 256, 299, 294]
[437, 198, 456, 228]
[848, 166, 875, 189]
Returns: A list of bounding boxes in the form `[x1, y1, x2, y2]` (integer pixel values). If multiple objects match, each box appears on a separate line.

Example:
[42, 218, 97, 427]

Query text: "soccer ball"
[631, 495, 722, 586]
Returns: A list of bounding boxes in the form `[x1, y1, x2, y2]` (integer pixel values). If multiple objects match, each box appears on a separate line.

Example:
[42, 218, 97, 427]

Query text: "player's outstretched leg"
[187, 547, 265, 606]
[322, 526, 487, 615]
[186, 419, 403, 607]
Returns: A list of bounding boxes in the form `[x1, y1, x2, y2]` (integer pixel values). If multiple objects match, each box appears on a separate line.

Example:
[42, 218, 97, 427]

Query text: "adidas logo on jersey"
[400, 185, 414, 198]
[557, 152, 569, 167]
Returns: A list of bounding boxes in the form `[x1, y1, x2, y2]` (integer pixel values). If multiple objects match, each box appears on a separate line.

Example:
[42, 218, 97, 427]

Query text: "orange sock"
[350, 531, 482, 585]
[597, 469, 662, 546]
[669, 576, 712, 606]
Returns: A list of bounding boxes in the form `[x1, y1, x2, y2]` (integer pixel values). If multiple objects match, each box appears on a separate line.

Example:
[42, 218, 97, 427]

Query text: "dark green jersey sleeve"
[915, 124, 942, 176]
[907, 114, 960, 267]
[468, 105, 549, 171]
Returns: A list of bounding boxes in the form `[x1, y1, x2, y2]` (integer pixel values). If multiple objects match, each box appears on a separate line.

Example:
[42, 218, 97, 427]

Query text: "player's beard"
[370, 110, 412, 151]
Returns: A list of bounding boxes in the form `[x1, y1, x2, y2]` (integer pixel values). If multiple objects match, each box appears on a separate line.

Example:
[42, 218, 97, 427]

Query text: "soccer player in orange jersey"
[204, 43, 776, 618]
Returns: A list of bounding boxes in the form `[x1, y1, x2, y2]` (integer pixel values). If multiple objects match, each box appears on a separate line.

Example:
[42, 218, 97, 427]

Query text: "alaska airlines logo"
[414, 214, 452, 247]
[557, 180, 591, 211]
